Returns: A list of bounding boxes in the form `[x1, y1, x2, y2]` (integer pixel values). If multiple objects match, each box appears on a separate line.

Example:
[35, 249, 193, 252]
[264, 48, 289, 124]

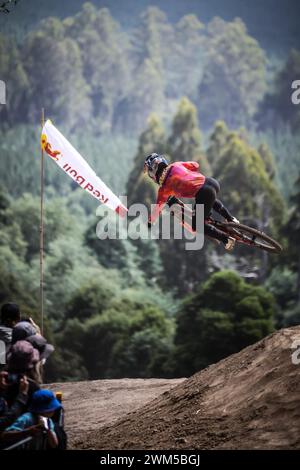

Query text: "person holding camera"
[0, 371, 29, 434]
[2, 389, 61, 449]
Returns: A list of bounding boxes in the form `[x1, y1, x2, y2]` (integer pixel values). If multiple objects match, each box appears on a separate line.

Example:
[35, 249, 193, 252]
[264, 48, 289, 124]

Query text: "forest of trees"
[0, 2, 299, 381]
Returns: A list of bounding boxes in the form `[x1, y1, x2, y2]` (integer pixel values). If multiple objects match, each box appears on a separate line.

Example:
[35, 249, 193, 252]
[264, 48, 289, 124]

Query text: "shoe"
[224, 237, 236, 251]
[230, 216, 240, 224]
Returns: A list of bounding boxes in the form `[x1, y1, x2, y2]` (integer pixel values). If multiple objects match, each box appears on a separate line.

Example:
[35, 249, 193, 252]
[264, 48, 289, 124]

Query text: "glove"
[166, 196, 179, 208]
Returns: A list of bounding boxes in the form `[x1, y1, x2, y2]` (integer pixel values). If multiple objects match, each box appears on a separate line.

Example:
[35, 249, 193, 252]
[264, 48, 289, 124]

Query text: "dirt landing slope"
[75, 326, 300, 450]
[48, 378, 184, 448]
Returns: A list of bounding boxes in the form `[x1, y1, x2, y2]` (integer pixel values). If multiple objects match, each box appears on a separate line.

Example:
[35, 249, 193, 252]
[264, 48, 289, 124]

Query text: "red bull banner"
[41, 120, 127, 216]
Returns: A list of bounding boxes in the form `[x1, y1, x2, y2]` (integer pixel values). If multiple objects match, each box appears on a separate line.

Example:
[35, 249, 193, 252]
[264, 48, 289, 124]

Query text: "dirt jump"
[49, 326, 300, 450]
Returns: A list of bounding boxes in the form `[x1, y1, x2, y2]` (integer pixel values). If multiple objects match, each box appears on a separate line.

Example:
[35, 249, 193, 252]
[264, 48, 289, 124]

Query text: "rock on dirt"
[49, 326, 300, 450]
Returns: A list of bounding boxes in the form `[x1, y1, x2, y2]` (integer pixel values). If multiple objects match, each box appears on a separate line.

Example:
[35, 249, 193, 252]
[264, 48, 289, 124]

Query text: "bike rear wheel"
[216, 221, 283, 254]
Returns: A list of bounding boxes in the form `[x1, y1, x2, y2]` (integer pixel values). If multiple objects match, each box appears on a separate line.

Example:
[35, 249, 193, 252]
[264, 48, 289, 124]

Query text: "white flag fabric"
[41, 119, 127, 216]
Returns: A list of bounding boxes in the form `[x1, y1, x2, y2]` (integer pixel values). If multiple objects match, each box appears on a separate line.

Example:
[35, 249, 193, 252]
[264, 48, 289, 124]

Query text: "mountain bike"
[166, 196, 283, 254]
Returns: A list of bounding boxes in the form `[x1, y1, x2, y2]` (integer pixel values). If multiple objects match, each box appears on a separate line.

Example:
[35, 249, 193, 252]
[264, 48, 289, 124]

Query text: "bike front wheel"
[217, 221, 283, 254]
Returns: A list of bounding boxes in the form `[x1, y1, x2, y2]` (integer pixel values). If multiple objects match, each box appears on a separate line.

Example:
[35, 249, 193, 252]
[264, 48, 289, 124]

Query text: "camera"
[6, 373, 21, 385]
[40, 417, 49, 430]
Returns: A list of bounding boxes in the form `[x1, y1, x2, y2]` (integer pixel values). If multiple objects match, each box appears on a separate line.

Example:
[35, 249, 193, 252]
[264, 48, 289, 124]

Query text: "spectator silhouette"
[7, 340, 42, 384]
[11, 322, 54, 382]
[12, 321, 54, 364]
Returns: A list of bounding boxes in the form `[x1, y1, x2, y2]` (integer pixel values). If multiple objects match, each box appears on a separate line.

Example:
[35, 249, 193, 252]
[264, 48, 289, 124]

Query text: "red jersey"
[149, 161, 206, 223]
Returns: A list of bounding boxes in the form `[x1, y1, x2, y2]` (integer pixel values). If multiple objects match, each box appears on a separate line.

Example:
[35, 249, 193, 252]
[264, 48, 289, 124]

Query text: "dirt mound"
[75, 326, 300, 450]
[47, 378, 184, 448]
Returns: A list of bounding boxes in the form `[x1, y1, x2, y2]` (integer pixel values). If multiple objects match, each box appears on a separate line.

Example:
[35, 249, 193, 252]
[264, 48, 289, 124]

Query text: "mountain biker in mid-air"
[144, 153, 239, 251]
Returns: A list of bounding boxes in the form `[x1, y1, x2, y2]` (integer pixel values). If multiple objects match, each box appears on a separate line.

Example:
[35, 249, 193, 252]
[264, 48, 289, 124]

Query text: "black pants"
[192, 177, 233, 243]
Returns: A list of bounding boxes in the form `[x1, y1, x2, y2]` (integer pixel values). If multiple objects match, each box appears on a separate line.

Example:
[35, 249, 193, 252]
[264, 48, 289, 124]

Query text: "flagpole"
[40, 108, 45, 335]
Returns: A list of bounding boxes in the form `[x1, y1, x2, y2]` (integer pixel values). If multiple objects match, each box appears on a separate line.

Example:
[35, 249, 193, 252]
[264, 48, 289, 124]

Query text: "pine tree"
[160, 98, 210, 294]
[126, 114, 166, 208]
[173, 270, 274, 376]
[285, 174, 300, 302]
[257, 143, 276, 180]
[66, 5, 130, 132]
[167, 97, 210, 175]
[257, 49, 300, 131]
[214, 131, 284, 232]
[164, 14, 205, 99]
[23, 18, 92, 129]
[114, 58, 164, 135]
[0, 33, 28, 126]
[206, 120, 229, 173]
[130, 6, 171, 71]
[198, 17, 266, 129]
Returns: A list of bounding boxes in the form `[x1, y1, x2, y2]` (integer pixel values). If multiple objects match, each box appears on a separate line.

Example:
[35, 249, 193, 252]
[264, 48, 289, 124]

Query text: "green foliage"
[167, 97, 210, 174]
[265, 267, 297, 310]
[65, 280, 115, 321]
[46, 317, 89, 382]
[173, 270, 275, 376]
[284, 174, 300, 262]
[86, 209, 159, 287]
[0, 246, 35, 309]
[253, 126, 300, 200]
[127, 114, 166, 208]
[132, 237, 163, 283]
[0, 33, 28, 126]
[131, 7, 170, 70]
[257, 49, 300, 132]
[0, 125, 137, 200]
[83, 309, 130, 379]
[7, 194, 75, 261]
[281, 174, 300, 312]
[0, 4, 266, 135]
[85, 218, 129, 271]
[164, 15, 205, 100]
[23, 19, 91, 129]
[82, 302, 174, 379]
[265, 267, 298, 328]
[41, 233, 123, 327]
[257, 143, 276, 180]
[126, 98, 212, 294]
[112, 328, 173, 378]
[211, 129, 285, 239]
[160, 98, 209, 293]
[206, 120, 229, 172]
[65, 4, 130, 133]
[198, 17, 267, 128]
[0, 0, 298, 55]
[0, 2, 298, 383]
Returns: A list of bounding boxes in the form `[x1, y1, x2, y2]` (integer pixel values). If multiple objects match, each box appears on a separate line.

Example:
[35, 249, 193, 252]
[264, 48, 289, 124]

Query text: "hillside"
[51, 326, 300, 450]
